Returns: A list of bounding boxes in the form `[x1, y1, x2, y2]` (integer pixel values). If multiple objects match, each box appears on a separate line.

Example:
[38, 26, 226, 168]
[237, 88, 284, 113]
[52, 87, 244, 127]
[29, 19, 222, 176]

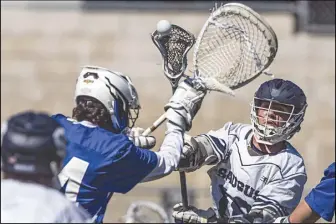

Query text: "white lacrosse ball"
[156, 20, 172, 34]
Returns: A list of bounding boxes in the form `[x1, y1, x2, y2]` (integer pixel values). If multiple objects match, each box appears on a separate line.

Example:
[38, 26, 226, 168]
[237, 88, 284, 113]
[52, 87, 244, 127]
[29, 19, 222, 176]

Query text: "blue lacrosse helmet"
[1, 111, 66, 177]
[250, 78, 308, 145]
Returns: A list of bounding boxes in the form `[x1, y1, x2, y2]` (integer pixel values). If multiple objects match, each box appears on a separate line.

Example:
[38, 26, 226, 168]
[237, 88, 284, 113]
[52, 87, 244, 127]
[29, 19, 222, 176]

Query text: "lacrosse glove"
[164, 78, 206, 132]
[125, 127, 156, 149]
[177, 134, 202, 172]
[173, 203, 217, 223]
[177, 134, 218, 173]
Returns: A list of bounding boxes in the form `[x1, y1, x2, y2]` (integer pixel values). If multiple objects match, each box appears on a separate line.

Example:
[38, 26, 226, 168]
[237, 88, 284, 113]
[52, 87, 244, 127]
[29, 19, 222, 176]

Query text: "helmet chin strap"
[111, 114, 124, 133]
[110, 106, 128, 134]
[254, 133, 276, 146]
[253, 123, 280, 145]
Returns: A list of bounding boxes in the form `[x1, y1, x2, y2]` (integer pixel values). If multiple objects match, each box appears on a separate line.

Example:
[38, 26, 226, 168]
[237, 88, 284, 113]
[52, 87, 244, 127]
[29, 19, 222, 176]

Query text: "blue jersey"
[305, 162, 335, 222]
[52, 114, 158, 223]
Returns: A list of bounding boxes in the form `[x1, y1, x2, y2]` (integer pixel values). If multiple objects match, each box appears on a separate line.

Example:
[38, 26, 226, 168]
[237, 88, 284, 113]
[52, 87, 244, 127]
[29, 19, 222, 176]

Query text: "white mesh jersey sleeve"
[1, 179, 92, 223]
[199, 122, 249, 166]
[249, 144, 307, 217]
[251, 172, 307, 217]
[141, 128, 183, 182]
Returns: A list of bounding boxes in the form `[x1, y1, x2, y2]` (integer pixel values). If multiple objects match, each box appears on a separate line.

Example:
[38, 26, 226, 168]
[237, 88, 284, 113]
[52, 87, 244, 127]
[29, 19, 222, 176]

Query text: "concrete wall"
[1, 5, 335, 222]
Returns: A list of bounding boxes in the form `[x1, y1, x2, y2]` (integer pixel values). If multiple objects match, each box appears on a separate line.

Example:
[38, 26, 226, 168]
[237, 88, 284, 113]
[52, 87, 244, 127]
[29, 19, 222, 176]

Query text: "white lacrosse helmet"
[75, 65, 140, 133]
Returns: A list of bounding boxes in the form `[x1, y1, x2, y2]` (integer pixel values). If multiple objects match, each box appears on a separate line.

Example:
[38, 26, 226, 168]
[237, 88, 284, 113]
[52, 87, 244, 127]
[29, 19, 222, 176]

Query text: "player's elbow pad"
[195, 135, 219, 164]
[179, 135, 218, 172]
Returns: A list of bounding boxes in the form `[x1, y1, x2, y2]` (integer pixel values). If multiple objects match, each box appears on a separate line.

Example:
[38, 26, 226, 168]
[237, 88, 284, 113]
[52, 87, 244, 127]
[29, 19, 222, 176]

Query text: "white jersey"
[1, 179, 92, 223]
[200, 122, 307, 220]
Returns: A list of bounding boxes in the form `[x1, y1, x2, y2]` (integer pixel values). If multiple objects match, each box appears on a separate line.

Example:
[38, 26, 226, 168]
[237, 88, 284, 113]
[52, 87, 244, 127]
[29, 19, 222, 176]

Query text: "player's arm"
[177, 122, 236, 173]
[283, 200, 321, 223]
[107, 79, 206, 190]
[229, 173, 307, 223]
[140, 122, 184, 182]
[300, 162, 335, 222]
[275, 162, 335, 223]
[140, 79, 206, 182]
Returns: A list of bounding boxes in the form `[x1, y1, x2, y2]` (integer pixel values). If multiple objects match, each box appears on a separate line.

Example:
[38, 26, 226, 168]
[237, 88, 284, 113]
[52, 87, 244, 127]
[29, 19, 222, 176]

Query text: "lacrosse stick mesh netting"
[161, 25, 195, 76]
[193, 5, 277, 89]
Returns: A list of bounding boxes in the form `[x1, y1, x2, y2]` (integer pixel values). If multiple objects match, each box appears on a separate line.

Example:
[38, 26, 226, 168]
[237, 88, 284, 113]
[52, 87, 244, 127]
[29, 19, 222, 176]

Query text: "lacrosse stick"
[121, 201, 170, 223]
[143, 21, 195, 135]
[143, 2, 278, 134]
[143, 3, 278, 210]
[143, 20, 196, 210]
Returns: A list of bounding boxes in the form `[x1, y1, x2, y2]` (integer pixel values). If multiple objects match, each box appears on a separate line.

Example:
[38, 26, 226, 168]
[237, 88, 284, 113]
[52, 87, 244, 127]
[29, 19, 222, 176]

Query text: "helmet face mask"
[250, 79, 308, 145]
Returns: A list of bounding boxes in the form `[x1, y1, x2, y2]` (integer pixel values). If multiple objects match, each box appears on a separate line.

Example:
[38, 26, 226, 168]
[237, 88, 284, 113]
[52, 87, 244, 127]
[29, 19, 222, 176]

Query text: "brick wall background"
[1, 3, 334, 222]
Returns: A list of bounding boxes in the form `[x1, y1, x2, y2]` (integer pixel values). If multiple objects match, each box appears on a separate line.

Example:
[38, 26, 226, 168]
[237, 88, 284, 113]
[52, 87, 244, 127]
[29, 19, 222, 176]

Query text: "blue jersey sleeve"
[102, 141, 158, 194]
[305, 162, 335, 221]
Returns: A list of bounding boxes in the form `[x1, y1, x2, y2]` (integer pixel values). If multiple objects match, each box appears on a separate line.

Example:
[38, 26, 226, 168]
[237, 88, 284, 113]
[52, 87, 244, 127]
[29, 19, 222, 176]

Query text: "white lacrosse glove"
[126, 127, 156, 149]
[177, 134, 218, 173]
[177, 134, 202, 173]
[172, 203, 217, 223]
[164, 78, 206, 132]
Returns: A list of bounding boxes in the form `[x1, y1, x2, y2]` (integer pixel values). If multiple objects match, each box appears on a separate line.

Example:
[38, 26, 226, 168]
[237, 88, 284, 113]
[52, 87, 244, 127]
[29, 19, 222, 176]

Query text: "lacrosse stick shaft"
[170, 85, 189, 209]
[148, 21, 195, 210]
[179, 171, 188, 207]
[142, 114, 167, 136]
[169, 86, 189, 209]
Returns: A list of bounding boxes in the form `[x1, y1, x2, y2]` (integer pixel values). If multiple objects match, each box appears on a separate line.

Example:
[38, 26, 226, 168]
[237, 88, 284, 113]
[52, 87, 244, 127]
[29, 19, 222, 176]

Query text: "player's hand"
[126, 127, 156, 149]
[177, 134, 201, 173]
[172, 203, 217, 223]
[164, 78, 206, 131]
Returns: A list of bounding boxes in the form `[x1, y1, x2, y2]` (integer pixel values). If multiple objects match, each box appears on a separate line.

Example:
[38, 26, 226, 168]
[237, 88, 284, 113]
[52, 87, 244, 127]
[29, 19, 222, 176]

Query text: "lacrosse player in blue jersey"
[274, 162, 335, 223]
[52, 65, 205, 223]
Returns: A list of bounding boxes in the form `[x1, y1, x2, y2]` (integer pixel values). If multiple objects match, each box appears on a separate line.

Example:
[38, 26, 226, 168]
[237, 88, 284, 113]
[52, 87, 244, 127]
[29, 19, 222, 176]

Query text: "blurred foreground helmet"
[1, 111, 66, 177]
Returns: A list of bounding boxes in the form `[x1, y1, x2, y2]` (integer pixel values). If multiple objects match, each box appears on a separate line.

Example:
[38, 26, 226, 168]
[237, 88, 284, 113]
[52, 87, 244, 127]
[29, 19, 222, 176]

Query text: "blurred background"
[1, 0, 335, 222]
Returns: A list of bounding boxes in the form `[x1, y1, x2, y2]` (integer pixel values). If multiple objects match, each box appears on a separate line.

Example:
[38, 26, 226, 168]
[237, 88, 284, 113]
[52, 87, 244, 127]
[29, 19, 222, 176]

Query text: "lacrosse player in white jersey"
[1, 111, 92, 223]
[172, 78, 308, 223]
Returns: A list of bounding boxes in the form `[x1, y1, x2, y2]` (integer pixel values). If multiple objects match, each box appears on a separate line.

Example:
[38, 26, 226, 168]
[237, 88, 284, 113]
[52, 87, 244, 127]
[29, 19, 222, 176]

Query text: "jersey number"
[218, 185, 252, 217]
[58, 157, 89, 203]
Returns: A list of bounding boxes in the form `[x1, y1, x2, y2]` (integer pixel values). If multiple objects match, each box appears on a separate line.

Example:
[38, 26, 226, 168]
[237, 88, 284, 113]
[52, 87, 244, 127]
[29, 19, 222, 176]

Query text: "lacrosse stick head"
[120, 201, 170, 223]
[151, 23, 195, 88]
[192, 3, 278, 96]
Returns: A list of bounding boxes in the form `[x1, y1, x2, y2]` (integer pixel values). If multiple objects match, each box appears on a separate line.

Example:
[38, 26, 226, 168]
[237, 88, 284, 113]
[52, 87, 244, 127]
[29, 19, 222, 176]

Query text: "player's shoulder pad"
[99, 131, 132, 156]
[207, 122, 252, 140]
[80, 127, 133, 159]
[277, 142, 307, 179]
